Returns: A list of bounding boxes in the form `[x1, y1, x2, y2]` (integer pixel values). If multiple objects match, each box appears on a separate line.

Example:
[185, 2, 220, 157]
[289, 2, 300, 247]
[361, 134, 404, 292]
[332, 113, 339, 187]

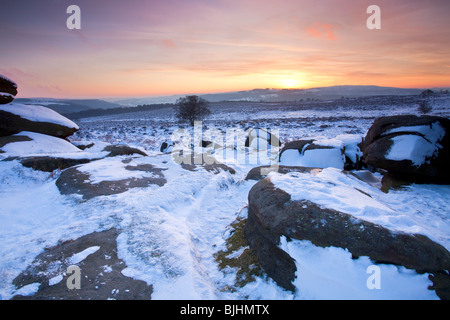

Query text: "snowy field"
[1, 96, 449, 300]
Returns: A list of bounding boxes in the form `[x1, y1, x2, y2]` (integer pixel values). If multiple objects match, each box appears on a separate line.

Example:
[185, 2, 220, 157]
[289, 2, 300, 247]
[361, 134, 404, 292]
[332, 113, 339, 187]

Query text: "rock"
[72, 141, 95, 150]
[103, 144, 147, 157]
[56, 162, 166, 200]
[2, 140, 148, 173]
[420, 89, 434, 98]
[279, 139, 345, 169]
[245, 128, 280, 150]
[0, 75, 18, 104]
[279, 135, 363, 170]
[0, 131, 81, 156]
[361, 115, 450, 183]
[0, 104, 79, 138]
[245, 174, 450, 295]
[11, 228, 153, 300]
[245, 165, 322, 181]
[0, 134, 33, 153]
[19, 156, 92, 172]
[177, 152, 236, 175]
[160, 141, 174, 153]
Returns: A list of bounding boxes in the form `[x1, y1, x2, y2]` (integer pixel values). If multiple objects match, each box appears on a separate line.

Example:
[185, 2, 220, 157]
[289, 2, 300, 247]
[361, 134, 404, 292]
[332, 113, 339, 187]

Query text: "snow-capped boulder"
[0, 75, 18, 104]
[362, 115, 450, 183]
[0, 103, 79, 138]
[56, 158, 167, 200]
[245, 128, 280, 150]
[279, 135, 362, 170]
[12, 228, 153, 300]
[245, 164, 323, 181]
[245, 169, 450, 296]
[160, 140, 174, 153]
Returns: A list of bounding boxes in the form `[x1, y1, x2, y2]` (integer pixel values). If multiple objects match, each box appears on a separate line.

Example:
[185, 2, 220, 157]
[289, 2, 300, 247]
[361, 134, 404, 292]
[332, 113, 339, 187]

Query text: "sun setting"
[1, 0, 449, 99]
[279, 79, 302, 89]
[1, 0, 450, 303]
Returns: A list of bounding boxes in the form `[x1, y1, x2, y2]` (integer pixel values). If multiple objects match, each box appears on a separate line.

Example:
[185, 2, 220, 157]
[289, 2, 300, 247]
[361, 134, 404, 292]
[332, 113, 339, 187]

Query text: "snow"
[250, 137, 271, 150]
[68, 246, 101, 265]
[270, 168, 450, 250]
[385, 122, 446, 166]
[0, 74, 17, 86]
[386, 135, 437, 166]
[384, 123, 446, 144]
[280, 237, 438, 300]
[77, 157, 157, 184]
[279, 134, 362, 169]
[0, 98, 449, 300]
[13, 283, 40, 297]
[1, 131, 82, 157]
[49, 274, 64, 286]
[0, 103, 79, 130]
[0, 93, 14, 99]
[280, 147, 345, 169]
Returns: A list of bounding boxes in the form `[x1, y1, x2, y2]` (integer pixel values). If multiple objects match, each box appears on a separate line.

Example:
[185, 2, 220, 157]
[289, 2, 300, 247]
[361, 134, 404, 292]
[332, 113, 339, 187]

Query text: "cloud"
[306, 22, 338, 40]
[158, 39, 177, 49]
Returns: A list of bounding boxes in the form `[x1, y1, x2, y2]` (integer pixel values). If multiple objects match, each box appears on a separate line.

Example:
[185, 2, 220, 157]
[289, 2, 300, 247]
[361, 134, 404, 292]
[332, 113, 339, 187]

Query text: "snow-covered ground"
[0, 98, 449, 300]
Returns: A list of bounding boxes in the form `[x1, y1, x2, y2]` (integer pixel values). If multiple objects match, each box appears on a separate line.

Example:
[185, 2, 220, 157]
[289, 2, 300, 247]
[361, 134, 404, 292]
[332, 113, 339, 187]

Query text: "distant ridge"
[16, 85, 444, 112]
[110, 85, 427, 106]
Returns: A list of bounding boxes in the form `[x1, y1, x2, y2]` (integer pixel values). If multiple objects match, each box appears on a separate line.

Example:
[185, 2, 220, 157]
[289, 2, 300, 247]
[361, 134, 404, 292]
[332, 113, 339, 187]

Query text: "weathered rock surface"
[245, 176, 450, 298]
[12, 228, 152, 300]
[361, 115, 450, 183]
[175, 152, 236, 175]
[0, 104, 79, 138]
[245, 164, 322, 181]
[279, 136, 362, 170]
[0, 75, 18, 104]
[19, 156, 92, 172]
[56, 163, 166, 200]
[103, 144, 147, 157]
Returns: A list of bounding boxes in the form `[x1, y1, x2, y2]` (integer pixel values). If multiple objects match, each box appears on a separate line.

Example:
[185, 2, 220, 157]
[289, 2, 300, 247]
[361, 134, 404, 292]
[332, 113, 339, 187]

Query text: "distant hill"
[14, 98, 125, 115]
[199, 86, 424, 102]
[15, 85, 441, 115]
[109, 85, 427, 105]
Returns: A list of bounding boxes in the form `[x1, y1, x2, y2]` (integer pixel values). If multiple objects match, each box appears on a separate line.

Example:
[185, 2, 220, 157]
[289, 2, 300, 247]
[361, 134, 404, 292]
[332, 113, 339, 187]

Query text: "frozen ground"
[0, 96, 449, 300]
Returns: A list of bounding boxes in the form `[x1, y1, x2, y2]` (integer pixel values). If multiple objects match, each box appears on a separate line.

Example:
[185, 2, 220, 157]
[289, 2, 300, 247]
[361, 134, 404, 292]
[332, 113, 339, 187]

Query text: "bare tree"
[418, 100, 433, 114]
[174, 95, 211, 126]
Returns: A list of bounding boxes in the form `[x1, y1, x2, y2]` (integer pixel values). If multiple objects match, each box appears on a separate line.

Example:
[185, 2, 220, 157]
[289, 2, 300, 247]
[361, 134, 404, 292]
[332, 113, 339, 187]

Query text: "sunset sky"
[1, 0, 450, 99]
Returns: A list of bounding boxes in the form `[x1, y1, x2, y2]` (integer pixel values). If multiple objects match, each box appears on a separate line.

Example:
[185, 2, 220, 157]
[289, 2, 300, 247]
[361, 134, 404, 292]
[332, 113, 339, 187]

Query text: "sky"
[1, 0, 450, 99]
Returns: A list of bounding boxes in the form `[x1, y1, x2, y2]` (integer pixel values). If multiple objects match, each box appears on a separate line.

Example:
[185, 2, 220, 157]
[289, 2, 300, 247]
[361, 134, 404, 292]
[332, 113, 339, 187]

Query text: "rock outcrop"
[0, 103, 79, 138]
[245, 128, 280, 150]
[279, 135, 362, 170]
[0, 75, 18, 104]
[361, 115, 450, 184]
[56, 161, 166, 200]
[244, 171, 450, 298]
[12, 228, 153, 300]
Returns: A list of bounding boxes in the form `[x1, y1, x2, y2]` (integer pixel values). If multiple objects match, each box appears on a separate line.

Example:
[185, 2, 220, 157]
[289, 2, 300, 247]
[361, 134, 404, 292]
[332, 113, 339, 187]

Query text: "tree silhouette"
[418, 100, 432, 114]
[174, 95, 211, 126]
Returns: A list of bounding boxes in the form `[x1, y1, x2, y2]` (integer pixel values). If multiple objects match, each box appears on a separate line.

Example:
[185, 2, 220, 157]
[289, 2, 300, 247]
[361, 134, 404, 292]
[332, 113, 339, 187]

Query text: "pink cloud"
[158, 39, 177, 49]
[306, 22, 338, 40]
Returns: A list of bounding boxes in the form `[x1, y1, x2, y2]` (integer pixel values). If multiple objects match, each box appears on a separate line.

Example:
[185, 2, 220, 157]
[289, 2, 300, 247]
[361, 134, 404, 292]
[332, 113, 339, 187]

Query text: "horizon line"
[13, 84, 450, 101]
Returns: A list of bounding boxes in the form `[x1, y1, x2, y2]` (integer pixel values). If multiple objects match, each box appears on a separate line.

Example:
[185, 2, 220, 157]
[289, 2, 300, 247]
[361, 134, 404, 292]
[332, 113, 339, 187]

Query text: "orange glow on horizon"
[2, 1, 449, 99]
